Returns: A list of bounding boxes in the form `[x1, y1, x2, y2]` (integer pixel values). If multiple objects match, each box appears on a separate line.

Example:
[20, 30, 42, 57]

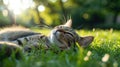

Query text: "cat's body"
[0, 19, 94, 57]
[0, 26, 39, 41]
[0, 26, 49, 51]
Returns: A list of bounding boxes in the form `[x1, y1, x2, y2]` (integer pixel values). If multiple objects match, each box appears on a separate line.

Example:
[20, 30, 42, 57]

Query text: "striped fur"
[0, 26, 39, 41]
[0, 41, 22, 59]
[0, 19, 94, 51]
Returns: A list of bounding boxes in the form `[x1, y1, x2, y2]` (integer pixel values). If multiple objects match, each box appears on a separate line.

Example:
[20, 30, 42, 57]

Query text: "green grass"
[0, 29, 120, 67]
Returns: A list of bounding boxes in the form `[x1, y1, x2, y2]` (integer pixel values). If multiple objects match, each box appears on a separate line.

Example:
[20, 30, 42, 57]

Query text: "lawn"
[0, 28, 120, 67]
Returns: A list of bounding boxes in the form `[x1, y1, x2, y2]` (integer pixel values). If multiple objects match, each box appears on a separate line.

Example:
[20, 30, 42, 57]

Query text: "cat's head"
[49, 19, 94, 49]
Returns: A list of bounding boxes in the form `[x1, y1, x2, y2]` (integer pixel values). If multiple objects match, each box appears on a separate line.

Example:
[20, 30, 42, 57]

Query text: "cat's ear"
[64, 19, 72, 27]
[77, 36, 94, 48]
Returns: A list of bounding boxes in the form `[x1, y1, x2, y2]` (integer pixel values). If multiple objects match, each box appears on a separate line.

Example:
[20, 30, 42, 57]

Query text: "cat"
[0, 41, 22, 60]
[0, 19, 94, 52]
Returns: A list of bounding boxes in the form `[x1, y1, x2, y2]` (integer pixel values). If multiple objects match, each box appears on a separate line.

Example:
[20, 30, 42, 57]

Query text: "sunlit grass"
[0, 28, 120, 67]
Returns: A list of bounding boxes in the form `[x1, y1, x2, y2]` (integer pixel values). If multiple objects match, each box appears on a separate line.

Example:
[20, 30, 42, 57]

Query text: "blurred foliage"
[0, 0, 120, 29]
[0, 13, 11, 26]
[104, 0, 120, 24]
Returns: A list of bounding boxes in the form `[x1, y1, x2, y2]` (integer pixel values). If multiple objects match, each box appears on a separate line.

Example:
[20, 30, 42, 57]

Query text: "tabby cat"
[0, 19, 94, 52]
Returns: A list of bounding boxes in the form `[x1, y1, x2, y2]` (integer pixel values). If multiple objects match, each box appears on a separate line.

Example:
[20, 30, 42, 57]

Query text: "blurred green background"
[0, 0, 120, 29]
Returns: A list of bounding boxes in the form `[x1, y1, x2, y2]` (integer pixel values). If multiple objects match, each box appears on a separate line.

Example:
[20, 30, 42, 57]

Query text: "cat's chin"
[48, 29, 68, 48]
[48, 29, 62, 46]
